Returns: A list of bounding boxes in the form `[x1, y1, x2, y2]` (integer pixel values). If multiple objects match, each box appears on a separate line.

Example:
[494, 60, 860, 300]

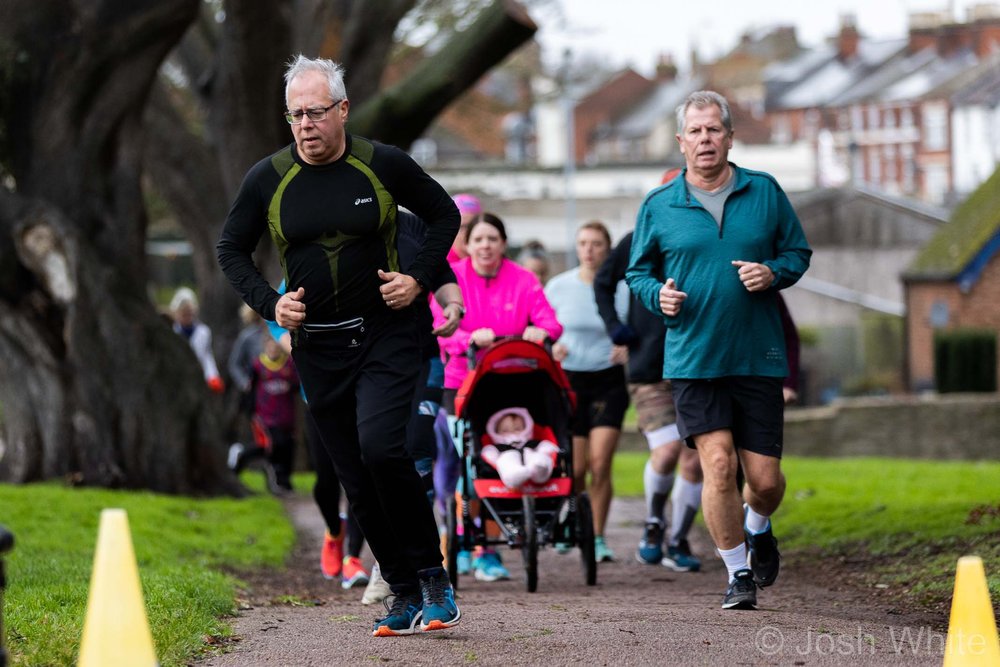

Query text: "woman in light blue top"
[545, 221, 630, 563]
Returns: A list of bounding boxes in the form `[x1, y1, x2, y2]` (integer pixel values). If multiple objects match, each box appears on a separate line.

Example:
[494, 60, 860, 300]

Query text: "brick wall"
[906, 257, 1000, 390]
[619, 394, 1000, 458]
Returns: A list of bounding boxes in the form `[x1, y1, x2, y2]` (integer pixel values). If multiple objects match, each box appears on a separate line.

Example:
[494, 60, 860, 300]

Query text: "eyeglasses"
[284, 100, 343, 124]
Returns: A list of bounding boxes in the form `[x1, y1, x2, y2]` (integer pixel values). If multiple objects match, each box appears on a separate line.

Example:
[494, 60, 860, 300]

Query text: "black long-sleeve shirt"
[594, 231, 666, 384]
[397, 210, 457, 359]
[217, 135, 459, 324]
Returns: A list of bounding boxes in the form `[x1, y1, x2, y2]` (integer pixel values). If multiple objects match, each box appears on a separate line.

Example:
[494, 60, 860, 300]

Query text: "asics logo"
[354, 197, 373, 205]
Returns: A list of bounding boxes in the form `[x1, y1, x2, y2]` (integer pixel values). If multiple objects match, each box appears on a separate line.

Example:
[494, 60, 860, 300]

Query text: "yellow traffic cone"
[944, 555, 1000, 666]
[78, 508, 157, 667]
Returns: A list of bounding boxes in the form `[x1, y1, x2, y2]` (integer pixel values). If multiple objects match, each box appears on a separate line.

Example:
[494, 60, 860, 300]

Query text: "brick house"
[573, 68, 657, 164]
[765, 10, 1000, 204]
[902, 166, 1000, 390]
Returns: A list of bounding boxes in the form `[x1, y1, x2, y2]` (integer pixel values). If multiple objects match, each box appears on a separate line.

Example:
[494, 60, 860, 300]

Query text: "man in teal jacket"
[626, 90, 811, 611]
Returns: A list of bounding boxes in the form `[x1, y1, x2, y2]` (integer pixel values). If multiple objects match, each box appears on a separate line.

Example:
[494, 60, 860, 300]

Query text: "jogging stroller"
[444, 338, 598, 592]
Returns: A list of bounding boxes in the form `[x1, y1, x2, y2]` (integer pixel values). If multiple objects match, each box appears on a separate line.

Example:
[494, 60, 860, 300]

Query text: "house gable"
[904, 165, 1000, 281]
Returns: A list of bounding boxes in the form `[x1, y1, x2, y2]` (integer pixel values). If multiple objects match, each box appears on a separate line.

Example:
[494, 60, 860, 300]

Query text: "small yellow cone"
[944, 555, 1000, 666]
[78, 509, 157, 667]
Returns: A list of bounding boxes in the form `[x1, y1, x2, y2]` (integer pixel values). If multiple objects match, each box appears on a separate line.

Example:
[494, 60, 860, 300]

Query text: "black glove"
[610, 323, 638, 346]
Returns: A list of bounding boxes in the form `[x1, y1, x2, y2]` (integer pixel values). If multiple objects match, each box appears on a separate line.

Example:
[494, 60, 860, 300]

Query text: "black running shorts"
[671, 376, 784, 458]
[565, 365, 629, 437]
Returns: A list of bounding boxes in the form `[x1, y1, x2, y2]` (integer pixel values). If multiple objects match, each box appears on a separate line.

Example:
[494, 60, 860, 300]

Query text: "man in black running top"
[217, 55, 461, 637]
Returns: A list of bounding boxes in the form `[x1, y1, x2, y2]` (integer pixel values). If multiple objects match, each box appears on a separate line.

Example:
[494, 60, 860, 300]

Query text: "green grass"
[611, 449, 646, 497]
[0, 475, 294, 666]
[3, 455, 995, 664]
[778, 457, 1000, 604]
[613, 452, 1000, 606]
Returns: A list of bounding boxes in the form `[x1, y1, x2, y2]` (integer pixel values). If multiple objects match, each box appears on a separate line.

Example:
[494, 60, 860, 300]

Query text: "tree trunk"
[348, 0, 538, 147]
[338, 0, 419, 106]
[0, 0, 537, 493]
[0, 0, 241, 494]
[152, 0, 538, 354]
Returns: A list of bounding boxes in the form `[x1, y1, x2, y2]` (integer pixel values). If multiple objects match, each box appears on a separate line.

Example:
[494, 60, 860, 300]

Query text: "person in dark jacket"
[594, 231, 704, 573]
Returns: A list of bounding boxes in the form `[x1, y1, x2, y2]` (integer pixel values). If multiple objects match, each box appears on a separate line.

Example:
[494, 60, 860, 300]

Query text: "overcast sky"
[535, 0, 988, 75]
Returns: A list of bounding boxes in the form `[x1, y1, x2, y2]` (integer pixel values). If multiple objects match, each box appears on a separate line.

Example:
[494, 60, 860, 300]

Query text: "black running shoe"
[721, 569, 757, 610]
[745, 526, 780, 587]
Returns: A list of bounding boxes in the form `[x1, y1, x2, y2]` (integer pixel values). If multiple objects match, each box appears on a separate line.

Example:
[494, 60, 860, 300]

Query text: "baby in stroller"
[481, 407, 560, 490]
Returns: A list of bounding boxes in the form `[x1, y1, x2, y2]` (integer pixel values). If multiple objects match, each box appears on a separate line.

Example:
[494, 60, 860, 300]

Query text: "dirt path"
[198, 495, 948, 666]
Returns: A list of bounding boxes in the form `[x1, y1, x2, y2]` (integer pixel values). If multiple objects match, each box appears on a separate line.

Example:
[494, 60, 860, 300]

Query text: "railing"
[794, 274, 905, 316]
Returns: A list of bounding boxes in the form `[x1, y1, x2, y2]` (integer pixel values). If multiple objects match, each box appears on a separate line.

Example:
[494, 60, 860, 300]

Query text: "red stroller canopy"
[455, 339, 574, 418]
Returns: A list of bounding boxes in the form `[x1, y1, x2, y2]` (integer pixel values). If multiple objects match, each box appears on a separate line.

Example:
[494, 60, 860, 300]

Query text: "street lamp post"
[561, 48, 577, 269]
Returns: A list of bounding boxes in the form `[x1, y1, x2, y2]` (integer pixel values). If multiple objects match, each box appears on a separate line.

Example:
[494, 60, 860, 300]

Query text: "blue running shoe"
[456, 550, 472, 575]
[636, 520, 664, 565]
[418, 568, 461, 631]
[372, 593, 422, 637]
[473, 551, 510, 582]
[595, 536, 615, 563]
[662, 539, 701, 572]
[553, 542, 572, 554]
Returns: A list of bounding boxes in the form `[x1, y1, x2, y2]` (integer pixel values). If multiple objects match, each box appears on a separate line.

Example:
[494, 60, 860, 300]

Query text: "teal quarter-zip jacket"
[626, 163, 811, 380]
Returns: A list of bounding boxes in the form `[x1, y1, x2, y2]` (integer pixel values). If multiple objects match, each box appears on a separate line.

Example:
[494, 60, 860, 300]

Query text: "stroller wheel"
[521, 495, 538, 593]
[576, 492, 597, 586]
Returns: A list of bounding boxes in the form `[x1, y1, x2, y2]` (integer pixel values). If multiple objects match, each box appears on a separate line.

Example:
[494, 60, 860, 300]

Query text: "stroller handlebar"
[466, 336, 554, 369]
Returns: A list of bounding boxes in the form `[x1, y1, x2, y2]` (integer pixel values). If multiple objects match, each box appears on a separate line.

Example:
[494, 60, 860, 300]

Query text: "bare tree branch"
[349, 0, 537, 148]
[340, 0, 419, 106]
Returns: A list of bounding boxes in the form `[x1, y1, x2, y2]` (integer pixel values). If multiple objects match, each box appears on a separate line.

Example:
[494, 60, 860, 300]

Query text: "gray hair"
[517, 239, 548, 264]
[170, 286, 198, 313]
[676, 90, 732, 135]
[284, 55, 347, 105]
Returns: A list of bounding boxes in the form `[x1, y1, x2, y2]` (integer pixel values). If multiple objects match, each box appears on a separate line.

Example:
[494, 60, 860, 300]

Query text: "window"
[773, 115, 792, 144]
[867, 105, 880, 130]
[901, 144, 915, 192]
[923, 102, 948, 151]
[884, 145, 897, 183]
[929, 300, 949, 328]
[924, 164, 948, 203]
[410, 138, 437, 166]
[838, 110, 850, 131]
[868, 148, 881, 183]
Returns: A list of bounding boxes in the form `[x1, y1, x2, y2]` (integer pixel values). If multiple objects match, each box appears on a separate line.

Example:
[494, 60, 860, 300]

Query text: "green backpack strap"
[270, 146, 296, 178]
[350, 136, 375, 166]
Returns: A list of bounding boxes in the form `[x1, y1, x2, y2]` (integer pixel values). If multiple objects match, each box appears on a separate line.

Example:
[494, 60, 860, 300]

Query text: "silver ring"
[388, 299, 394, 306]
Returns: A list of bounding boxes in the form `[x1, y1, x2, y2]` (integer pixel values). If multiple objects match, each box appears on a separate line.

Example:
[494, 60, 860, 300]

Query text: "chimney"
[655, 53, 678, 81]
[837, 14, 860, 61]
[690, 46, 701, 76]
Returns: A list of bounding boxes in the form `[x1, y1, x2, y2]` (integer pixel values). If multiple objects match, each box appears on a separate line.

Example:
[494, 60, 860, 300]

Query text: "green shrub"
[797, 325, 820, 347]
[934, 328, 997, 392]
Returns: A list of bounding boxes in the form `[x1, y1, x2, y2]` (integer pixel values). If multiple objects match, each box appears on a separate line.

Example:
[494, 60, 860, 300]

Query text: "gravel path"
[197, 494, 948, 666]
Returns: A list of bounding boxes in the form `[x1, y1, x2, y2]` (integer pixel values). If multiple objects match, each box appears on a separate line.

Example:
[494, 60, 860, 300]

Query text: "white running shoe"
[227, 443, 245, 470]
[361, 562, 392, 605]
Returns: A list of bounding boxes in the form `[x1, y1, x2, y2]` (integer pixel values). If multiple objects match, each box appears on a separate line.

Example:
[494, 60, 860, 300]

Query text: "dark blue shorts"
[671, 376, 785, 458]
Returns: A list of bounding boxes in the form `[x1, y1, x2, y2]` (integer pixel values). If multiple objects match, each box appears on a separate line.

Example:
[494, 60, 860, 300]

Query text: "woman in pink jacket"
[431, 212, 563, 582]
[433, 212, 563, 394]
